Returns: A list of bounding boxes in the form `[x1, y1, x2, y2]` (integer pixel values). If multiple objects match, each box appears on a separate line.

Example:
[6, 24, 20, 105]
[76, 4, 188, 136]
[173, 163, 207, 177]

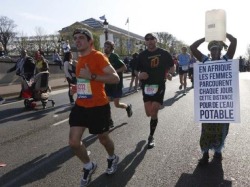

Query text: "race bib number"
[77, 78, 92, 99]
[181, 65, 189, 71]
[144, 84, 159, 96]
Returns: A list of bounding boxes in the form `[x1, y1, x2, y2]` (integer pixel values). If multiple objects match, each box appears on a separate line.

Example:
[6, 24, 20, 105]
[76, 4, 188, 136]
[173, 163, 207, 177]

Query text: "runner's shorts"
[142, 83, 165, 105]
[69, 103, 111, 134]
[178, 67, 189, 75]
[105, 85, 123, 98]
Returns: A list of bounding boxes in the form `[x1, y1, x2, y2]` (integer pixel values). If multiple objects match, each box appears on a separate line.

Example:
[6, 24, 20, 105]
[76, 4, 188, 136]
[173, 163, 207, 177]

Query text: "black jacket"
[8, 56, 36, 80]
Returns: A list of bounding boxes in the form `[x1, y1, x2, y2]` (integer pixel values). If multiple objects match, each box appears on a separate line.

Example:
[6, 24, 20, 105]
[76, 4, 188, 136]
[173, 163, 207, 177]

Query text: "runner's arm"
[93, 64, 120, 84]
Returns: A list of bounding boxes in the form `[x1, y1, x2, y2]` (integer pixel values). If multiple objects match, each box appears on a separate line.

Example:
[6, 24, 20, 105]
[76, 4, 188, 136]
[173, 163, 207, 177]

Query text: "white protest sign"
[194, 60, 240, 123]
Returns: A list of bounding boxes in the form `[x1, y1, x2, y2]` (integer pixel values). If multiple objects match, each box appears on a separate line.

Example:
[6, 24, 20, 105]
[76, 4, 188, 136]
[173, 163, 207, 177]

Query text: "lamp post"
[103, 19, 109, 41]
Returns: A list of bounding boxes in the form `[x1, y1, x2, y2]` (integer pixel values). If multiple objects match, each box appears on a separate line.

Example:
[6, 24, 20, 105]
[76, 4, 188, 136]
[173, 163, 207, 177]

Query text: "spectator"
[38, 48, 45, 57]
[63, 51, 76, 104]
[53, 49, 63, 70]
[36, 55, 49, 73]
[7, 49, 36, 98]
[129, 52, 139, 92]
[123, 56, 130, 72]
[34, 50, 40, 62]
[62, 40, 71, 53]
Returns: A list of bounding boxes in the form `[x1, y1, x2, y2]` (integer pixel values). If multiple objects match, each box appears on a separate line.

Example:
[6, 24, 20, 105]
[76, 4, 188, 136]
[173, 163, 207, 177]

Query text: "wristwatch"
[91, 73, 97, 80]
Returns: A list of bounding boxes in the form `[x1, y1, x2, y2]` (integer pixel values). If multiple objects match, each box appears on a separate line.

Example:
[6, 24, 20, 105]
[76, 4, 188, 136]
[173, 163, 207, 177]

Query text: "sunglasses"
[145, 37, 155, 41]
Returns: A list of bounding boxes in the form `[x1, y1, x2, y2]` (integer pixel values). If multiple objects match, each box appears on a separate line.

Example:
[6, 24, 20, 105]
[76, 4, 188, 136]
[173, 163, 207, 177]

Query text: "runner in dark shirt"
[137, 33, 175, 149]
[104, 41, 133, 128]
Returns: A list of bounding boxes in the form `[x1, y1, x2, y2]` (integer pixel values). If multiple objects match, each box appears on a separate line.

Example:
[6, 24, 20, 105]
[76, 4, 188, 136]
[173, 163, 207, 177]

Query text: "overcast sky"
[1, 0, 248, 58]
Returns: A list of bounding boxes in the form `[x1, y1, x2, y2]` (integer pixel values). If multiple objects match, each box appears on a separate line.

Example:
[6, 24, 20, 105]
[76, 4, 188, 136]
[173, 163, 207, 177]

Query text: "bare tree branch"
[0, 16, 17, 53]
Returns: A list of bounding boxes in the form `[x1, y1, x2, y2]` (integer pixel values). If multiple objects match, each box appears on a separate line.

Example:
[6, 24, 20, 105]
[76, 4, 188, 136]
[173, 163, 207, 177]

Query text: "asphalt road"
[0, 73, 250, 187]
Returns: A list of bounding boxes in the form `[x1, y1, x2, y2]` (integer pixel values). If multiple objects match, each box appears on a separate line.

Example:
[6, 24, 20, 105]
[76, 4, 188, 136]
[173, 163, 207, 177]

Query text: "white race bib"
[144, 84, 159, 96]
[77, 78, 93, 99]
[181, 65, 189, 71]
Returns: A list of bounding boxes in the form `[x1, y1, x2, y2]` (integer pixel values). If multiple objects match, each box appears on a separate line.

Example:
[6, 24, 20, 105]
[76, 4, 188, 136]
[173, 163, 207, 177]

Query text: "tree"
[154, 32, 188, 55]
[34, 27, 48, 52]
[246, 44, 250, 60]
[0, 16, 17, 53]
[156, 32, 174, 50]
[93, 33, 100, 51]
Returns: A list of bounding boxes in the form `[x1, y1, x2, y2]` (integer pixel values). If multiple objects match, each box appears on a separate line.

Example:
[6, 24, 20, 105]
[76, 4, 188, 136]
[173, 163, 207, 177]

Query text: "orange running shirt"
[75, 50, 110, 108]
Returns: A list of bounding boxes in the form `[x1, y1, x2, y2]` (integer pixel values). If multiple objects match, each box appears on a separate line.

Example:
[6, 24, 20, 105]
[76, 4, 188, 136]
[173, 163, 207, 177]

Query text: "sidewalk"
[0, 73, 132, 99]
[0, 77, 68, 98]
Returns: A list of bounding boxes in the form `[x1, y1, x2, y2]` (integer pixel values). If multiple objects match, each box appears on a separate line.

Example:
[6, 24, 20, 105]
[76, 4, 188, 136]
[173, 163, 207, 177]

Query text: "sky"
[0, 0, 249, 58]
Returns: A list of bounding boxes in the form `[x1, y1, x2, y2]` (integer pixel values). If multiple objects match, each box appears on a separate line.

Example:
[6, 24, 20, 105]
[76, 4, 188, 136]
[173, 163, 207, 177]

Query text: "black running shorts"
[178, 67, 189, 75]
[69, 103, 111, 134]
[142, 83, 165, 105]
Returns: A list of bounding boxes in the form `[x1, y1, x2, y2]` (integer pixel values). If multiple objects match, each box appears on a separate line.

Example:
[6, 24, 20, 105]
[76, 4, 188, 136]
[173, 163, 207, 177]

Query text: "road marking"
[0, 100, 22, 106]
[0, 89, 68, 107]
[52, 118, 68, 126]
[51, 88, 68, 95]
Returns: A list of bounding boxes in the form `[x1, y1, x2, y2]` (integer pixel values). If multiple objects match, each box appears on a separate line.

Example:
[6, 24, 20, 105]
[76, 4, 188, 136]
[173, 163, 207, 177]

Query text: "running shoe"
[184, 88, 187, 95]
[147, 135, 155, 149]
[80, 162, 97, 187]
[126, 104, 133, 117]
[106, 155, 119, 175]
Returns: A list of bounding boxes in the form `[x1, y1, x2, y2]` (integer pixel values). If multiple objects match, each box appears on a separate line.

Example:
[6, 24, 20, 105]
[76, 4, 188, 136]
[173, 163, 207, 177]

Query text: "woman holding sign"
[190, 33, 237, 165]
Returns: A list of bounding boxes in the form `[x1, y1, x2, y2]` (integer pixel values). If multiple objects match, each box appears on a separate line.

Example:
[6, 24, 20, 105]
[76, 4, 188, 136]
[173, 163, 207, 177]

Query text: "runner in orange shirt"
[69, 28, 120, 187]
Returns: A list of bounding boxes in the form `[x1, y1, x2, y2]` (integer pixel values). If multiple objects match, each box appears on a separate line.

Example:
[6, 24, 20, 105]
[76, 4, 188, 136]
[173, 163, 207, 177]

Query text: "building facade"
[59, 18, 145, 56]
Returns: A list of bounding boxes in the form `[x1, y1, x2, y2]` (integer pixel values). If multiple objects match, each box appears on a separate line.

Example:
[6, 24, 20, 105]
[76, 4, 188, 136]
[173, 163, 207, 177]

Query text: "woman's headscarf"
[208, 41, 228, 51]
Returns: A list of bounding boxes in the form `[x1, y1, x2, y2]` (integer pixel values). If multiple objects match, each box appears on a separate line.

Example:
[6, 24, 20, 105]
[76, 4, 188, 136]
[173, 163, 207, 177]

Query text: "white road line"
[0, 100, 23, 106]
[0, 89, 68, 107]
[52, 118, 68, 126]
[50, 88, 68, 95]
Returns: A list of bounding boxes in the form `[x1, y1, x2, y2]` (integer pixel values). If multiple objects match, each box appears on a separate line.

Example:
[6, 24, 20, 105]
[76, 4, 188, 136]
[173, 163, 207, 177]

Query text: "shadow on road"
[175, 158, 232, 187]
[54, 104, 73, 115]
[109, 122, 128, 133]
[0, 122, 129, 186]
[0, 103, 69, 124]
[89, 140, 147, 187]
[162, 86, 193, 107]
[0, 147, 73, 187]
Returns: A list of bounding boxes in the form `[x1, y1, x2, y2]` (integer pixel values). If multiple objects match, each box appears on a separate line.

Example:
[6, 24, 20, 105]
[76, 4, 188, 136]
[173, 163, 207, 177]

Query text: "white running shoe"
[106, 155, 119, 175]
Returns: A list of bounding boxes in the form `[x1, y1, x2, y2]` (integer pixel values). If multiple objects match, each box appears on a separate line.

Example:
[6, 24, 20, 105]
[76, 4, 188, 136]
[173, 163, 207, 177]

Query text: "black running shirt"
[137, 48, 174, 85]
